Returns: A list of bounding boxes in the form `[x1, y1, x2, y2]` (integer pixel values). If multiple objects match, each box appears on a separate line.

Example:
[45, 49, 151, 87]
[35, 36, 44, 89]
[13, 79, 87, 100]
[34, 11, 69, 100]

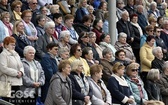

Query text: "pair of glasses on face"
[131, 69, 138, 72]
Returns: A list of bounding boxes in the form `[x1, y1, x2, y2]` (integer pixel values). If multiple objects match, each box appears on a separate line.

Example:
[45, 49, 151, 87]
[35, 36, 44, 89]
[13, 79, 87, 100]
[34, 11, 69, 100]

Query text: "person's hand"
[95, 60, 99, 64]
[17, 71, 22, 78]
[33, 82, 40, 88]
[84, 96, 90, 104]
[131, 37, 134, 42]
[127, 98, 134, 104]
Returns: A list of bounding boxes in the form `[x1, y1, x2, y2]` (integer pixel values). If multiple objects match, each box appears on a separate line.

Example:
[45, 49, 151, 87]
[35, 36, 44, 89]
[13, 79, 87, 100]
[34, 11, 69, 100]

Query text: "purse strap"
[0, 74, 8, 84]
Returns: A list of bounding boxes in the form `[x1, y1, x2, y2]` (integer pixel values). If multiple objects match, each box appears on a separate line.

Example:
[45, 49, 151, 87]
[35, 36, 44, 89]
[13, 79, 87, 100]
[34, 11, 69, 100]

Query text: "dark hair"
[70, 43, 81, 56]
[46, 43, 58, 51]
[93, 19, 102, 28]
[115, 49, 126, 58]
[100, 33, 109, 41]
[82, 47, 92, 58]
[130, 13, 138, 21]
[154, 26, 160, 32]
[157, 16, 163, 24]
[146, 35, 155, 42]
[145, 25, 154, 32]
[82, 15, 93, 23]
[78, 32, 89, 43]
[53, 13, 63, 20]
[58, 60, 71, 72]
[98, 1, 107, 9]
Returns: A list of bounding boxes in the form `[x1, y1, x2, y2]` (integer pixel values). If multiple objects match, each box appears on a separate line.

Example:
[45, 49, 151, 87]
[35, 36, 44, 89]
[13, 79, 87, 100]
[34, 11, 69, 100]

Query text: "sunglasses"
[149, 30, 154, 32]
[82, 36, 89, 38]
[157, 31, 161, 33]
[32, 2, 38, 5]
[77, 49, 82, 52]
[131, 69, 138, 72]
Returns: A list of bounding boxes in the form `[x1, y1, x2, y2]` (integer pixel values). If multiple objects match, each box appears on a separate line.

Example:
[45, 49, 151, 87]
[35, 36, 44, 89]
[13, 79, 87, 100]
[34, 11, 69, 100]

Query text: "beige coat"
[140, 43, 154, 72]
[0, 49, 24, 86]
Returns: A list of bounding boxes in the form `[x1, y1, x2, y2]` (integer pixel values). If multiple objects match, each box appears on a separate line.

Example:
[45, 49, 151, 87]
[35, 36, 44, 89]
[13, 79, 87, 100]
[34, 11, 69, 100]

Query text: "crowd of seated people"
[1, 0, 168, 105]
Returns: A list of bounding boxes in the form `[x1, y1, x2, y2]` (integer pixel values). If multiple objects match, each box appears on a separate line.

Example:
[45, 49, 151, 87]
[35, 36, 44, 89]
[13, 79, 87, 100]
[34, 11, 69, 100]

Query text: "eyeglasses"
[16, 6, 21, 8]
[131, 69, 138, 72]
[77, 49, 82, 52]
[157, 31, 161, 33]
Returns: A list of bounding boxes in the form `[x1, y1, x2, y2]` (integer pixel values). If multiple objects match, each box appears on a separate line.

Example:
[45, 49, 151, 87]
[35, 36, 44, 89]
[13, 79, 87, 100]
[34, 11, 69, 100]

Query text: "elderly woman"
[115, 32, 136, 63]
[64, 14, 79, 44]
[89, 64, 112, 105]
[0, 37, 24, 104]
[12, 20, 31, 58]
[82, 47, 99, 66]
[125, 63, 148, 105]
[107, 62, 136, 105]
[145, 69, 162, 101]
[100, 48, 113, 85]
[36, 15, 47, 37]
[21, 10, 38, 46]
[57, 47, 70, 62]
[140, 35, 155, 82]
[113, 49, 131, 67]
[11, 0, 22, 23]
[48, 4, 60, 20]
[39, 6, 51, 22]
[99, 33, 117, 58]
[1, 12, 13, 36]
[40, 43, 59, 102]
[35, 21, 58, 60]
[89, 31, 103, 59]
[130, 14, 143, 63]
[158, 61, 168, 105]
[68, 44, 90, 76]
[58, 30, 71, 50]
[148, 2, 160, 18]
[45, 60, 72, 105]
[21, 46, 45, 105]
[151, 46, 164, 73]
[69, 59, 92, 105]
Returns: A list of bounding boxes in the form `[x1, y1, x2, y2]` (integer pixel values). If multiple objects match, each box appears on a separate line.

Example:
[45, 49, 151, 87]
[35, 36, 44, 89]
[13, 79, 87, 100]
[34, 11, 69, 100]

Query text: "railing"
[0, 99, 14, 105]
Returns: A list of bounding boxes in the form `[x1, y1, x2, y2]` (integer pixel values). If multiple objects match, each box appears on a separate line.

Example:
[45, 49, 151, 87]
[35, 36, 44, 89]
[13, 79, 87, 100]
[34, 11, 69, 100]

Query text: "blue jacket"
[74, 7, 88, 23]
[137, 12, 148, 33]
[40, 53, 58, 102]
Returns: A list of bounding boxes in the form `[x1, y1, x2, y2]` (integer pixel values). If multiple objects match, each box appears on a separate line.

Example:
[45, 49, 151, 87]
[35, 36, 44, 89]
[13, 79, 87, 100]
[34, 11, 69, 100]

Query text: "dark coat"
[107, 74, 133, 105]
[35, 33, 58, 60]
[12, 34, 31, 58]
[117, 19, 135, 44]
[73, 23, 90, 35]
[36, 25, 45, 37]
[151, 57, 164, 73]
[91, 27, 103, 44]
[160, 31, 168, 48]
[158, 73, 168, 105]
[69, 71, 93, 102]
[100, 59, 113, 85]
[74, 7, 88, 23]
[131, 24, 140, 49]
[124, 5, 136, 16]
[136, 12, 148, 34]
[40, 53, 58, 102]
[45, 72, 72, 105]
[145, 80, 162, 101]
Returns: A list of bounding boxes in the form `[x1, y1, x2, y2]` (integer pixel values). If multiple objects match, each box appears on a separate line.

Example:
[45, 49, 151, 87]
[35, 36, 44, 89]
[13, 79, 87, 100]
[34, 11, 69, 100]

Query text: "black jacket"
[151, 57, 164, 73]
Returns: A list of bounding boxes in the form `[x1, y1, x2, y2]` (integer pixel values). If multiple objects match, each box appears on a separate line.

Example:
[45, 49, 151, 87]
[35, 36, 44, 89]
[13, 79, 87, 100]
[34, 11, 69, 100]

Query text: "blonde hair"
[71, 59, 83, 71]
[12, 20, 25, 35]
[113, 62, 125, 73]
[126, 63, 139, 74]
[0, 12, 10, 20]
[146, 100, 164, 105]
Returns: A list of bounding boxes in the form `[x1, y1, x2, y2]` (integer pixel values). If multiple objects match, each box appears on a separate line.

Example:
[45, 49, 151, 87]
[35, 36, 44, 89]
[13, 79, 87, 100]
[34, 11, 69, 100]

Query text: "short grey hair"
[152, 46, 162, 56]
[147, 69, 160, 81]
[163, 61, 168, 71]
[58, 47, 69, 56]
[118, 32, 127, 39]
[60, 30, 70, 40]
[121, 11, 129, 18]
[23, 45, 36, 56]
[44, 21, 55, 30]
[102, 48, 112, 58]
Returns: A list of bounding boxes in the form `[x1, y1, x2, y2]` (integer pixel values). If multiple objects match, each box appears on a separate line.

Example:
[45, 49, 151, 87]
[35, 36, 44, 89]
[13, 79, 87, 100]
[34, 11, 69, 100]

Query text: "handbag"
[0, 74, 11, 97]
